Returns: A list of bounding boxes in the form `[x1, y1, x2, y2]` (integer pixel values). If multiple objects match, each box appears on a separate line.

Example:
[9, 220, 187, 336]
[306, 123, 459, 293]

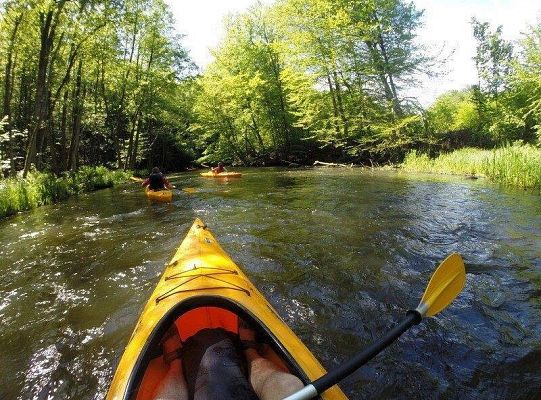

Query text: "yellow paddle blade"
[182, 187, 198, 194]
[130, 176, 143, 182]
[416, 253, 466, 317]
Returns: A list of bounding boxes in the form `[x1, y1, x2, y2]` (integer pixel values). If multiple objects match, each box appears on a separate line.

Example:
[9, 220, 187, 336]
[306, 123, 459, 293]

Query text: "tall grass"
[402, 148, 492, 175]
[0, 166, 131, 219]
[402, 143, 541, 190]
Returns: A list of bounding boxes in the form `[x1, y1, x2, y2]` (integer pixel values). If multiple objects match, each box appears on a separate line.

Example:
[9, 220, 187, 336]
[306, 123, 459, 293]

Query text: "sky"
[165, 0, 541, 106]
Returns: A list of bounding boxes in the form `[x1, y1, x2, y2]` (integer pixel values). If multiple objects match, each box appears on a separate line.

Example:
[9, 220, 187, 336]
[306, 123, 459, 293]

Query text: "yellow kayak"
[106, 218, 347, 400]
[200, 171, 242, 178]
[145, 187, 173, 202]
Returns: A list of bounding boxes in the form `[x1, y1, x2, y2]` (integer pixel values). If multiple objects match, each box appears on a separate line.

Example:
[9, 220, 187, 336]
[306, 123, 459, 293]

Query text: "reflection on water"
[0, 168, 540, 399]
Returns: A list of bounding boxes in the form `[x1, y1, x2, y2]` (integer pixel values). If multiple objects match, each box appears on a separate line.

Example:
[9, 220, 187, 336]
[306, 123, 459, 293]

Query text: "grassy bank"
[402, 143, 541, 190]
[0, 166, 131, 219]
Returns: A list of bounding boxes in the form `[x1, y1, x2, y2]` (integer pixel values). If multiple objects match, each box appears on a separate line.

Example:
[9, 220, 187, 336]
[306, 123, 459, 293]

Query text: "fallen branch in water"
[313, 160, 353, 168]
[282, 159, 301, 167]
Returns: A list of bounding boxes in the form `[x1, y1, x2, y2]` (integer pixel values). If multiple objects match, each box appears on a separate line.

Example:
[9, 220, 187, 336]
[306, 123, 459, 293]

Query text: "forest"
[0, 0, 540, 174]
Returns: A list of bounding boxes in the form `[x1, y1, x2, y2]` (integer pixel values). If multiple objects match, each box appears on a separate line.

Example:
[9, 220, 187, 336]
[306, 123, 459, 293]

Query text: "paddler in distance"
[211, 162, 225, 174]
[142, 167, 172, 191]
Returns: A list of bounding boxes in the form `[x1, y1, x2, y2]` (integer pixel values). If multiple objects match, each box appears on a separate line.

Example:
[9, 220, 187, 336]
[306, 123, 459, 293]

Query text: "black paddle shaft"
[312, 310, 422, 394]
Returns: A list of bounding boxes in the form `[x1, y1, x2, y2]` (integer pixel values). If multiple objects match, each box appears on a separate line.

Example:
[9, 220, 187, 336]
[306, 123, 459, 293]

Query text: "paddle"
[283, 253, 466, 400]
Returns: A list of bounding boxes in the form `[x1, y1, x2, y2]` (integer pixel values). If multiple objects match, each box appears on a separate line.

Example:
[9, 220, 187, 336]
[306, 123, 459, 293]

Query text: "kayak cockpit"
[125, 297, 310, 400]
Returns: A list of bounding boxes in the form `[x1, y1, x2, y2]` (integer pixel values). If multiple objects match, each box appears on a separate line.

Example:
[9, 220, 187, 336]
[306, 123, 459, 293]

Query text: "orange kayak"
[106, 218, 347, 400]
[200, 171, 242, 178]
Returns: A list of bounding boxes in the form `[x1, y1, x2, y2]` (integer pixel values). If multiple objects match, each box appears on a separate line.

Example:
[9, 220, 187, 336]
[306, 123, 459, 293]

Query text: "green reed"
[0, 166, 131, 219]
[485, 144, 541, 188]
[402, 143, 541, 190]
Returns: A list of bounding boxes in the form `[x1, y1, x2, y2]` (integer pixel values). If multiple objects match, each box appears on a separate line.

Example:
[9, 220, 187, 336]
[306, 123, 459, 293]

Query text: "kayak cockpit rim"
[122, 295, 318, 400]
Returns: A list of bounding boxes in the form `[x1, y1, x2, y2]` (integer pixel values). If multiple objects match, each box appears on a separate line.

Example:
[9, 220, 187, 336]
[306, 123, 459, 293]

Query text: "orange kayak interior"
[130, 301, 309, 400]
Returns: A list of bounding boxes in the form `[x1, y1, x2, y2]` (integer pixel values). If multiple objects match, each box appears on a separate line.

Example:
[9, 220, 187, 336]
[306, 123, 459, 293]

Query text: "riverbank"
[0, 166, 131, 219]
[402, 143, 541, 190]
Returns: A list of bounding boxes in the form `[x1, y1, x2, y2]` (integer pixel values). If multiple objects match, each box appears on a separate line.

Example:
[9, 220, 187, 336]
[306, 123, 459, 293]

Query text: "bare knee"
[252, 362, 304, 400]
[267, 371, 303, 399]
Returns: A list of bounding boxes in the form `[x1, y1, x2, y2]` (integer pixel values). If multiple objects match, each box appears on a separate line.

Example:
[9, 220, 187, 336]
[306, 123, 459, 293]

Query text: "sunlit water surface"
[0, 168, 540, 399]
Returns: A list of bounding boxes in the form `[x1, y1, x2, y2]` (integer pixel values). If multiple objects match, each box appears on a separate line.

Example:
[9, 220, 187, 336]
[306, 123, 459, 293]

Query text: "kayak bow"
[106, 218, 346, 400]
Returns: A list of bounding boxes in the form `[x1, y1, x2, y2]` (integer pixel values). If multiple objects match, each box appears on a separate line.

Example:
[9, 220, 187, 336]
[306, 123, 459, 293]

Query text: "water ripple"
[1, 169, 540, 399]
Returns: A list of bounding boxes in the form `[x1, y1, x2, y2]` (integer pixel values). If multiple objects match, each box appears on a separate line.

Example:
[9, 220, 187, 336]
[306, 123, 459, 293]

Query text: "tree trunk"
[365, 40, 396, 113]
[24, 11, 54, 175]
[23, 1, 67, 176]
[3, 13, 22, 176]
[250, 113, 265, 150]
[332, 71, 349, 137]
[129, 116, 142, 170]
[116, 12, 140, 168]
[68, 60, 84, 171]
[264, 38, 291, 156]
[376, 32, 402, 117]
[326, 73, 341, 136]
[59, 90, 69, 172]
[124, 111, 139, 170]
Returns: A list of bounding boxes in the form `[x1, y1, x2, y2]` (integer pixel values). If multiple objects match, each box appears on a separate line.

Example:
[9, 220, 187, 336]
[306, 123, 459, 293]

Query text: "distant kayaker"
[211, 162, 225, 174]
[142, 167, 172, 191]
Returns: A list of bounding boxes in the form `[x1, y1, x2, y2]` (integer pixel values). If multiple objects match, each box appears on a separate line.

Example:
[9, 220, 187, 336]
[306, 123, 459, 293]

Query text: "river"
[0, 168, 540, 399]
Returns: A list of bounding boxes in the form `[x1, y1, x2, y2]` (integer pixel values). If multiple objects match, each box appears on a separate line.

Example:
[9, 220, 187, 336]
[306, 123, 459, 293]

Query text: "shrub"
[0, 167, 131, 219]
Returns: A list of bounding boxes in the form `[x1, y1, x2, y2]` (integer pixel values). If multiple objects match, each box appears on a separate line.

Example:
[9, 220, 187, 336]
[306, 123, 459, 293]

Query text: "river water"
[0, 168, 540, 399]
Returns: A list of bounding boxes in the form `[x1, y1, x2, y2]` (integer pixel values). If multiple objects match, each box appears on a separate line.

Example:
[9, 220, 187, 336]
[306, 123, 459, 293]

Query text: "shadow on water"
[0, 168, 540, 399]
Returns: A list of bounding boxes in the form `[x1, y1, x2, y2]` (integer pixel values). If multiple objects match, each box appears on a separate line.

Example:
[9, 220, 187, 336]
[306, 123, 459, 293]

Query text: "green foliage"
[71, 166, 130, 191]
[472, 18, 513, 97]
[424, 21, 541, 149]
[192, 4, 302, 165]
[191, 0, 433, 164]
[485, 143, 541, 188]
[467, 19, 531, 145]
[4, 0, 540, 170]
[0, 0, 195, 175]
[0, 167, 130, 218]
[403, 147, 492, 175]
[403, 143, 541, 190]
[428, 90, 479, 133]
[508, 23, 541, 143]
[355, 114, 427, 162]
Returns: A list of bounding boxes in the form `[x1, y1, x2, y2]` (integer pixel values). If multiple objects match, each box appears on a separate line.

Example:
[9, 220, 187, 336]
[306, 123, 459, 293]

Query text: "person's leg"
[184, 329, 258, 400]
[239, 321, 304, 400]
[153, 359, 188, 400]
[152, 327, 188, 400]
[245, 349, 304, 400]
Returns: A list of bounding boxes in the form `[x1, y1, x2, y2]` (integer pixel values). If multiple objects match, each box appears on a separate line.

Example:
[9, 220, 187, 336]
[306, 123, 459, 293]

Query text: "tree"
[471, 18, 519, 143]
[505, 22, 541, 143]
[271, 0, 431, 161]
[192, 3, 300, 165]
[426, 89, 484, 148]
[0, 0, 194, 176]
[472, 18, 513, 99]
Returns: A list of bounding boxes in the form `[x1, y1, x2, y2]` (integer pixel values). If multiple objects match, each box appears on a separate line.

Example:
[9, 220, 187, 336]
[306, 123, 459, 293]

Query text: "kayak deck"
[106, 218, 347, 400]
[145, 187, 173, 202]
